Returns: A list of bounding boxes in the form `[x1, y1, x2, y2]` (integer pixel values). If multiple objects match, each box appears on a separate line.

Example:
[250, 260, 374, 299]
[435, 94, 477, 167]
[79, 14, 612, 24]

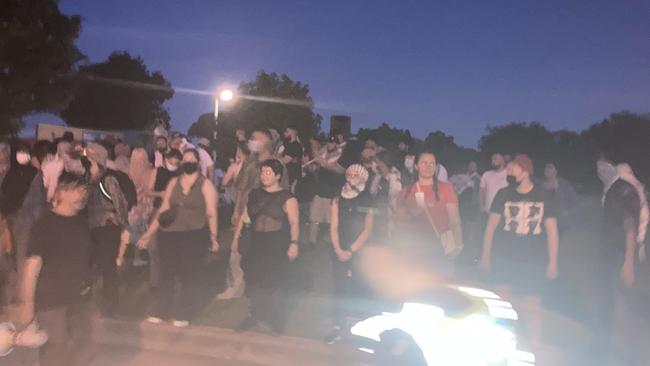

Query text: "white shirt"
[198, 147, 214, 177]
[480, 169, 508, 213]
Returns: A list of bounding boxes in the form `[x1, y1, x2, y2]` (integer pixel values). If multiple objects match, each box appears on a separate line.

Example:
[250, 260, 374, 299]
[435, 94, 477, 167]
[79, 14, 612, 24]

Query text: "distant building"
[330, 115, 351, 137]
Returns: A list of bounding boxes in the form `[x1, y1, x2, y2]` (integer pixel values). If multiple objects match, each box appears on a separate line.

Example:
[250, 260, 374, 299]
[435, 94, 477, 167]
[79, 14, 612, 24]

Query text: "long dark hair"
[411, 151, 440, 201]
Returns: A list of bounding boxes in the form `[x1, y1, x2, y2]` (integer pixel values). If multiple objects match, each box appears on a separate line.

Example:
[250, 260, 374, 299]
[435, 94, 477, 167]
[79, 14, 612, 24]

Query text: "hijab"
[599, 161, 649, 245]
[341, 164, 369, 200]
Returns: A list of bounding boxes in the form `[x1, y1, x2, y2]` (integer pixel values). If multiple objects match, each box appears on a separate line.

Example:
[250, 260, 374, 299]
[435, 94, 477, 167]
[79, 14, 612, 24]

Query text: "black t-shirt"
[601, 179, 640, 253]
[27, 211, 92, 311]
[490, 185, 556, 265]
[282, 141, 303, 184]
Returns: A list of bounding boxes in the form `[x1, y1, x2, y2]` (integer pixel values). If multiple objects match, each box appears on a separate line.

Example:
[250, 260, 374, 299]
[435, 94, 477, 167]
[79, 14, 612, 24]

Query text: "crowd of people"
[0, 125, 647, 364]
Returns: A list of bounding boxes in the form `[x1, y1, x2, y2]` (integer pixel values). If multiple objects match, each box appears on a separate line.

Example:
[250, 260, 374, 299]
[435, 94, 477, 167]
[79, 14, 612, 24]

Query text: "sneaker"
[324, 326, 343, 345]
[146, 316, 163, 324]
[0, 322, 16, 356]
[172, 320, 189, 328]
[13, 321, 48, 349]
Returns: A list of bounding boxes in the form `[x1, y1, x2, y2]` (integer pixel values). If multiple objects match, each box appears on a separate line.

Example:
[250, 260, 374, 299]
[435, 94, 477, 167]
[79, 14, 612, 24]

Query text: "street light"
[220, 89, 233, 102]
[214, 89, 234, 120]
[213, 89, 235, 158]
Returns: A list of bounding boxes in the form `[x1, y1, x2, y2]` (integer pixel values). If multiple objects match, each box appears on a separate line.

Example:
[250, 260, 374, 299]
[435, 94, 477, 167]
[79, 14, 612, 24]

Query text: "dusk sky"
[45, 0, 650, 147]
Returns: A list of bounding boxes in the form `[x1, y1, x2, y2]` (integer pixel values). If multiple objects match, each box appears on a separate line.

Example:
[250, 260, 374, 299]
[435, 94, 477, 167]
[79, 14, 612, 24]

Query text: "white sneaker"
[13, 321, 48, 349]
[172, 320, 189, 328]
[146, 316, 163, 324]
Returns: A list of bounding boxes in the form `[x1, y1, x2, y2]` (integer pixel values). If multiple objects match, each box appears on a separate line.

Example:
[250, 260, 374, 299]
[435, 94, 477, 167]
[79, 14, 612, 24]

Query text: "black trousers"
[243, 230, 290, 332]
[155, 229, 209, 321]
[90, 225, 121, 315]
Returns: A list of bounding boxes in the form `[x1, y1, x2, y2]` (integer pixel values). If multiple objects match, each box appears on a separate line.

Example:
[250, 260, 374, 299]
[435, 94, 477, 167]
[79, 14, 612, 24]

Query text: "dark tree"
[0, 0, 85, 137]
[478, 122, 556, 171]
[357, 122, 412, 152]
[61, 51, 173, 131]
[228, 70, 322, 139]
[189, 70, 322, 169]
[582, 111, 650, 185]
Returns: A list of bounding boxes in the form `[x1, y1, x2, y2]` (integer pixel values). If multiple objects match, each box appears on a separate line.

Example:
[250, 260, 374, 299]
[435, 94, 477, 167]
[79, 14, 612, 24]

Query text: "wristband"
[290, 240, 299, 245]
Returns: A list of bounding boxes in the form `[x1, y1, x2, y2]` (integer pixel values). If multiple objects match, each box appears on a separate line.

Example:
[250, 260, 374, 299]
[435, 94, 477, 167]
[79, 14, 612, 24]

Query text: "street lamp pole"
[213, 89, 234, 159]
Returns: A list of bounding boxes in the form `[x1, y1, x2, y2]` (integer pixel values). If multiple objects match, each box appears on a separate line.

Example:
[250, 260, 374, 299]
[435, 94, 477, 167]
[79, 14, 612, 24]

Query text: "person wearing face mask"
[19, 173, 94, 366]
[325, 164, 373, 344]
[221, 130, 289, 300]
[591, 156, 648, 359]
[480, 154, 559, 346]
[138, 149, 219, 327]
[144, 149, 182, 288]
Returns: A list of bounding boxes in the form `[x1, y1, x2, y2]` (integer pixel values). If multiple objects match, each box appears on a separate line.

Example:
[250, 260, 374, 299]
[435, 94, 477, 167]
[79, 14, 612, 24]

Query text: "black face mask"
[507, 175, 518, 186]
[181, 162, 199, 175]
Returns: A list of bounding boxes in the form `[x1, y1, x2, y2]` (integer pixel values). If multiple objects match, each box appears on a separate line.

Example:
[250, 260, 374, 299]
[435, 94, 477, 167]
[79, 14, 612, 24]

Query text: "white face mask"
[16, 152, 31, 165]
[166, 162, 178, 172]
[404, 158, 415, 170]
[247, 139, 264, 153]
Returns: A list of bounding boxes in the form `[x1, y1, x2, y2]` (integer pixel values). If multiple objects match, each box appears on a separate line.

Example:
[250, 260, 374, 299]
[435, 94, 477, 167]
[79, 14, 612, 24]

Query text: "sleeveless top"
[153, 167, 178, 209]
[247, 188, 293, 234]
[161, 175, 207, 232]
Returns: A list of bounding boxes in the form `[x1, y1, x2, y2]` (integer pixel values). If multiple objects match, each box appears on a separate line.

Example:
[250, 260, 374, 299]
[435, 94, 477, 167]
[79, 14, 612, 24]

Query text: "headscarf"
[341, 164, 369, 200]
[599, 161, 649, 245]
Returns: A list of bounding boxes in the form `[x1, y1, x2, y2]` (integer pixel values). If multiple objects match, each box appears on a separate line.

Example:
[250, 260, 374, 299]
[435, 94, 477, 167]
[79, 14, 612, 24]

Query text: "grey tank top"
[161, 175, 207, 232]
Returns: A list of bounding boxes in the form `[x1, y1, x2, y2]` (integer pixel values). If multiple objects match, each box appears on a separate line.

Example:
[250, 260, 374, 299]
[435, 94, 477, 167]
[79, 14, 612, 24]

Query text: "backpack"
[101, 169, 138, 211]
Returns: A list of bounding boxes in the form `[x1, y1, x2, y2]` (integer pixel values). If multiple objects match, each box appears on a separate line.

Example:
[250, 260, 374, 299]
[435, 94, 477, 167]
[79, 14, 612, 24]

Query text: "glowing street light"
[214, 89, 234, 120]
[220, 89, 233, 102]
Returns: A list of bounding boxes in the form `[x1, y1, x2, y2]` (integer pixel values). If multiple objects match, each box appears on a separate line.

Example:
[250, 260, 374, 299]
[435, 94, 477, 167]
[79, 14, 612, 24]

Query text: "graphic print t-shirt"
[490, 185, 556, 265]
